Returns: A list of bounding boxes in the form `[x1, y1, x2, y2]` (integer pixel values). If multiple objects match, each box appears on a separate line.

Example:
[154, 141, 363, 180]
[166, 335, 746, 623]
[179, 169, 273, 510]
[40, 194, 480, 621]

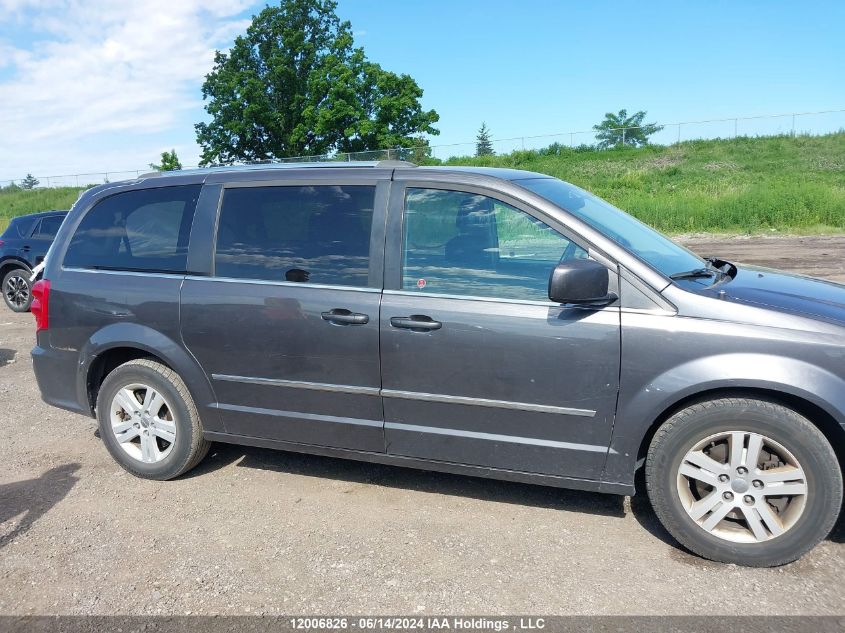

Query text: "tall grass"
[0, 186, 84, 233]
[440, 132, 845, 234]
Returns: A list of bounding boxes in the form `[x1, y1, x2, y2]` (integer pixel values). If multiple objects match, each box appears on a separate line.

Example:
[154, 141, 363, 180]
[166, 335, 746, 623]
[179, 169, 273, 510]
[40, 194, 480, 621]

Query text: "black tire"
[646, 397, 842, 567]
[96, 359, 210, 480]
[2, 268, 33, 312]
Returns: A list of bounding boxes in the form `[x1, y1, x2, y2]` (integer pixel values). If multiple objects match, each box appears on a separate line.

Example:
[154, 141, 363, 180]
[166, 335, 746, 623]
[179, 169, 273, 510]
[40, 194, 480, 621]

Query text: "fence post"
[677, 123, 682, 144]
[791, 114, 796, 137]
[521, 137, 525, 150]
[621, 127, 626, 147]
[734, 118, 738, 138]
[570, 132, 574, 148]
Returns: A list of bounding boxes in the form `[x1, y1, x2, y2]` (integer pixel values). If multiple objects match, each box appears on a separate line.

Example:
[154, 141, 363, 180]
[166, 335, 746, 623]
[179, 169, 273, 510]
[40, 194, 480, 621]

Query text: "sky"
[1, 0, 844, 183]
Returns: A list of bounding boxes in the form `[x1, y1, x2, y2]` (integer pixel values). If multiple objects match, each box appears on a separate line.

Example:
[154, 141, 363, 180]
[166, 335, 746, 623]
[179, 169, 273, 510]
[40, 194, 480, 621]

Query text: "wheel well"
[87, 347, 171, 412]
[635, 387, 845, 472]
[0, 260, 31, 279]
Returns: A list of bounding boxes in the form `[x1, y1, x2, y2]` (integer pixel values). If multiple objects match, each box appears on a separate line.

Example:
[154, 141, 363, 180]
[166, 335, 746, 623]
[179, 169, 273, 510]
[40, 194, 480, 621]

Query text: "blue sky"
[1, 0, 843, 182]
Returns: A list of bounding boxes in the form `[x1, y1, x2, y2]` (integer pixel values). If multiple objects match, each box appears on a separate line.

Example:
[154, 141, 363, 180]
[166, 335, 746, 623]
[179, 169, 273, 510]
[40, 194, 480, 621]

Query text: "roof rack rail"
[375, 160, 417, 168]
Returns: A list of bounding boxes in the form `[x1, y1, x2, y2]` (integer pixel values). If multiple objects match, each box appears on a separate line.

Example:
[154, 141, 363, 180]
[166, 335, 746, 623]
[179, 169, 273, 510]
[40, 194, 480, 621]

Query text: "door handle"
[321, 309, 369, 326]
[22, 245, 31, 252]
[390, 315, 442, 331]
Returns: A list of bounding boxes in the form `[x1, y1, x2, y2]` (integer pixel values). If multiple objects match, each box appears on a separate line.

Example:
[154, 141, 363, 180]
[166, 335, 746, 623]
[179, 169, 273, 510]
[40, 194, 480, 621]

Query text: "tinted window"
[63, 185, 200, 273]
[215, 185, 375, 286]
[402, 188, 586, 301]
[3, 217, 35, 239]
[35, 215, 64, 239]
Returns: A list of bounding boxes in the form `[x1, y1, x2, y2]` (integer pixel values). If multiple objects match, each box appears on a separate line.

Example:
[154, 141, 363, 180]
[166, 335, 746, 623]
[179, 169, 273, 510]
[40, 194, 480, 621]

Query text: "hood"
[687, 264, 845, 328]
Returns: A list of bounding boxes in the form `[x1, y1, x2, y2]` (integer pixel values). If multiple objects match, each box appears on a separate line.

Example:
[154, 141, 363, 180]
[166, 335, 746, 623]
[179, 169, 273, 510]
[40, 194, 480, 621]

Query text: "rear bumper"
[31, 344, 91, 417]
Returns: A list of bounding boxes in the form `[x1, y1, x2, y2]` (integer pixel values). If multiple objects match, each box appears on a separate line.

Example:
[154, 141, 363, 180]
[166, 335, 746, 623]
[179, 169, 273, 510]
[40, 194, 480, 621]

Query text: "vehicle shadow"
[0, 463, 81, 550]
[0, 348, 17, 368]
[188, 443, 627, 518]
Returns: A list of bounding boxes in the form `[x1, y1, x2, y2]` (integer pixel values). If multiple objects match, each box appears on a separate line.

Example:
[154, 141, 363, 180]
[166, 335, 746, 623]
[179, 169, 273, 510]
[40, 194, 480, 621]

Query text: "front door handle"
[22, 245, 31, 252]
[390, 315, 442, 331]
[321, 309, 369, 326]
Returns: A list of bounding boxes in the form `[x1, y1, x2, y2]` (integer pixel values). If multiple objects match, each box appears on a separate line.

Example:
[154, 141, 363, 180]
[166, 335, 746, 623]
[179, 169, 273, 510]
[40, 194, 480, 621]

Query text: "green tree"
[475, 122, 494, 156]
[593, 109, 663, 149]
[21, 174, 39, 189]
[195, 0, 439, 166]
[149, 149, 183, 171]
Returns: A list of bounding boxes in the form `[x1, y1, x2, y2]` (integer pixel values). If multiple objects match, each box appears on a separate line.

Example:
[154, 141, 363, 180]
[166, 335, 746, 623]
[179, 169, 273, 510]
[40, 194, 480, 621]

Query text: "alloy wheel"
[110, 383, 177, 463]
[4, 273, 30, 308]
[676, 431, 808, 543]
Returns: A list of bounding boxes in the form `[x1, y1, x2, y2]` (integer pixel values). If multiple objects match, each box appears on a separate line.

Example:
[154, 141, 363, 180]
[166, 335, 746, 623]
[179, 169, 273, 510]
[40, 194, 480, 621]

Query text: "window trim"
[210, 180, 388, 290]
[386, 181, 616, 304]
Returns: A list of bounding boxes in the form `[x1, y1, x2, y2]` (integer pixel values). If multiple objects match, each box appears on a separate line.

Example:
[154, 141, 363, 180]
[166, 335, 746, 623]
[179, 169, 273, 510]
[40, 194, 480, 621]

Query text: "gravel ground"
[0, 235, 843, 616]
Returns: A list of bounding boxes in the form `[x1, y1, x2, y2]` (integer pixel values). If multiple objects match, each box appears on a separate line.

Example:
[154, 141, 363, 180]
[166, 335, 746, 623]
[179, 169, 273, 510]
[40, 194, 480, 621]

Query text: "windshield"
[518, 177, 704, 278]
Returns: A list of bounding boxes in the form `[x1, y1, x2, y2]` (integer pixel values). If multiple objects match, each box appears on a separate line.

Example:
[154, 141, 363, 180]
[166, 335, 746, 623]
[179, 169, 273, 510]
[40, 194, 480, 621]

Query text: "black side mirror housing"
[548, 259, 617, 306]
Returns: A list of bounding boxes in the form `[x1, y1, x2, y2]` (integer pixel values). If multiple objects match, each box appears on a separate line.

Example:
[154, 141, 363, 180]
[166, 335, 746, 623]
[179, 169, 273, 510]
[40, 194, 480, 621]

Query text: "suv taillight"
[31, 279, 50, 332]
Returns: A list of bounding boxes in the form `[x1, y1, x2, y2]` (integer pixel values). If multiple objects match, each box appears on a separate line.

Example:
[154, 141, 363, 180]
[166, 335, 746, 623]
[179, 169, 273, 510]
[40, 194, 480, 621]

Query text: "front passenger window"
[402, 188, 586, 301]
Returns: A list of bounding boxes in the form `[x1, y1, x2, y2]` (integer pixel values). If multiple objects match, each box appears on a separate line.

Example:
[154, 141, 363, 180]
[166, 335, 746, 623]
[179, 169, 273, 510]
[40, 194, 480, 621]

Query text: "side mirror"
[548, 259, 617, 306]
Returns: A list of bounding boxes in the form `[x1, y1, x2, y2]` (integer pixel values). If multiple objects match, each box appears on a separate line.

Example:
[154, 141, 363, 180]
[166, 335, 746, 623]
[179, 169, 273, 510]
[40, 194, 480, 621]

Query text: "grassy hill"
[0, 186, 85, 233]
[2, 132, 843, 235]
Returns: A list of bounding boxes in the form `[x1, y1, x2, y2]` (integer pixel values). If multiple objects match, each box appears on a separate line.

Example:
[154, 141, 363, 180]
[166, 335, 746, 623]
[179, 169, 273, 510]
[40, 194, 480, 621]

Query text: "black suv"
[31, 163, 844, 567]
[1, 210, 67, 311]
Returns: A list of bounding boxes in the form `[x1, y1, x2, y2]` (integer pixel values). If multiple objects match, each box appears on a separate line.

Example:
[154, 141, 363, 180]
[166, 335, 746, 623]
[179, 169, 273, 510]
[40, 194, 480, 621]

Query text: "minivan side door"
[180, 177, 389, 452]
[380, 180, 621, 480]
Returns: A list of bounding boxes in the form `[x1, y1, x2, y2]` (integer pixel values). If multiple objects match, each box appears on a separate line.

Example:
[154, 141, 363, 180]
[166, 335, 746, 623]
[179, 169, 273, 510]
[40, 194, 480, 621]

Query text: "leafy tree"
[475, 122, 494, 156]
[195, 0, 439, 165]
[149, 149, 183, 172]
[593, 109, 663, 149]
[21, 174, 39, 189]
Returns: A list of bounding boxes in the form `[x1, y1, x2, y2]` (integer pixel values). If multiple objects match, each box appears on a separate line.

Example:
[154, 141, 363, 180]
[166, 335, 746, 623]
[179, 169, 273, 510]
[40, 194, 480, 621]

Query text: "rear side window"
[63, 185, 200, 273]
[34, 215, 64, 239]
[215, 185, 375, 287]
[3, 217, 34, 238]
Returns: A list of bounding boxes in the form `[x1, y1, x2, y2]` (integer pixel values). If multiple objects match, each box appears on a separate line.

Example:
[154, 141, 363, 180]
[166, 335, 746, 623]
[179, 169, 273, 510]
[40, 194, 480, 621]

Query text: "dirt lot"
[0, 236, 843, 616]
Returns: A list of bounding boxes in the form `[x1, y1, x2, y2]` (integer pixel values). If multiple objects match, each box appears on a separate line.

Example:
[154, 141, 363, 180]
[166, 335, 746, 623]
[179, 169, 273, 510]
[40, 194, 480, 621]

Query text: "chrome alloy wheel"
[677, 431, 808, 543]
[110, 383, 177, 463]
[4, 273, 30, 308]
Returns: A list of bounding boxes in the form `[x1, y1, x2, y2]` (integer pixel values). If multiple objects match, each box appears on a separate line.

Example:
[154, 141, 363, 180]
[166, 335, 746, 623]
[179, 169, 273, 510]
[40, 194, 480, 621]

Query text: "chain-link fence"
[4, 108, 844, 189]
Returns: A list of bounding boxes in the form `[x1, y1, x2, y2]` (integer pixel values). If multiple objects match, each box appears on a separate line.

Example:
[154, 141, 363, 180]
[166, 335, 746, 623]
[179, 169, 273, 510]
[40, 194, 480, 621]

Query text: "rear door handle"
[321, 309, 369, 326]
[22, 245, 31, 252]
[390, 315, 442, 331]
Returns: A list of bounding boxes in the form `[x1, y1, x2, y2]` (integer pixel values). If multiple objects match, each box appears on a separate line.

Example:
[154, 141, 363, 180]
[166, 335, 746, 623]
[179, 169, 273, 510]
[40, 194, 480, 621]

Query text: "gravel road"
[0, 236, 843, 616]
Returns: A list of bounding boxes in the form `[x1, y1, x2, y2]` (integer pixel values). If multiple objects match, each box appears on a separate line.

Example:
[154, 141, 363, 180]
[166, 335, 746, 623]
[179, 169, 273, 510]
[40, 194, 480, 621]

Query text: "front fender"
[603, 352, 845, 486]
[77, 322, 224, 433]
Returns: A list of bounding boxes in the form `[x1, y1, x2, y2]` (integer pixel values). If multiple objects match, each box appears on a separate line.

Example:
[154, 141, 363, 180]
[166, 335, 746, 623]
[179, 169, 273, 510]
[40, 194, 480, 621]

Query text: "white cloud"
[0, 0, 256, 181]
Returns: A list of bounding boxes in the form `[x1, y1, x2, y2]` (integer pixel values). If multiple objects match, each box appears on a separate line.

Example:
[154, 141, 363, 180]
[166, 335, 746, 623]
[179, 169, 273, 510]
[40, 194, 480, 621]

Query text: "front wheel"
[646, 398, 842, 566]
[3, 268, 33, 312]
[96, 359, 210, 480]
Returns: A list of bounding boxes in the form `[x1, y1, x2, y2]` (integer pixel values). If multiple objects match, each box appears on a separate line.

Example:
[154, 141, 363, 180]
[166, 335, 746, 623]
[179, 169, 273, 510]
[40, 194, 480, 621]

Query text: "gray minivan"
[31, 162, 843, 567]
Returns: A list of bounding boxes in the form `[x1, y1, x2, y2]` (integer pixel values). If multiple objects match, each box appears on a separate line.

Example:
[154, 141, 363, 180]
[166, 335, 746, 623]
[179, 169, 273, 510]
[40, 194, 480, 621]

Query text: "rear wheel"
[646, 398, 842, 566]
[96, 359, 210, 480]
[3, 268, 33, 312]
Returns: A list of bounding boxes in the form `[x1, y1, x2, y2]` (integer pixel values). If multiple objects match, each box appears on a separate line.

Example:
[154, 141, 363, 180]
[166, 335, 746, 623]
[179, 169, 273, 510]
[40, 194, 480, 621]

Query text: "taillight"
[0, 240, 5, 248]
[31, 279, 50, 332]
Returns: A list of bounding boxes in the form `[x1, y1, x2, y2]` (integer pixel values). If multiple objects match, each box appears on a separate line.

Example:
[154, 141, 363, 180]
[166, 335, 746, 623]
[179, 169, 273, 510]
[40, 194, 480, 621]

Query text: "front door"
[181, 181, 387, 452]
[380, 184, 621, 479]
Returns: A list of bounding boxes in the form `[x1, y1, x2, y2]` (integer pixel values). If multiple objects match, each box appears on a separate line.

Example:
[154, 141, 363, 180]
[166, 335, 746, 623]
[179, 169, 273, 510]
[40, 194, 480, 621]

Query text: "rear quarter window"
[63, 185, 201, 273]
